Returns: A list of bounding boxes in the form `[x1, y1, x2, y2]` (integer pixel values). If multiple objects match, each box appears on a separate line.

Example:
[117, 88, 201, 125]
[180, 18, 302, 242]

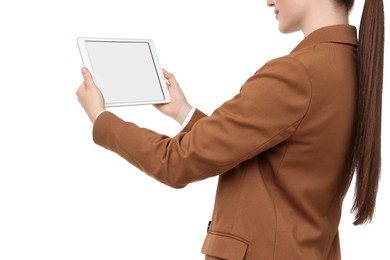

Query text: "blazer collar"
[291, 25, 357, 53]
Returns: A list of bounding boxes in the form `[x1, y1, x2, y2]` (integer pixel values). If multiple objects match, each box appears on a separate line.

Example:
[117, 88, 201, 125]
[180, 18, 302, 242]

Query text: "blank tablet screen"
[79, 38, 169, 107]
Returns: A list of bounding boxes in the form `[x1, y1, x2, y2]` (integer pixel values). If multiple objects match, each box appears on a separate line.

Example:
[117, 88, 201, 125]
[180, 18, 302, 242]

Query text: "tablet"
[77, 37, 170, 107]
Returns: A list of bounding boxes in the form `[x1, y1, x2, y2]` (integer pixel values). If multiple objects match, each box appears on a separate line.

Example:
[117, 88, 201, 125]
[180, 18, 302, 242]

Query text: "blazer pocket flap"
[201, 232, 248, 260]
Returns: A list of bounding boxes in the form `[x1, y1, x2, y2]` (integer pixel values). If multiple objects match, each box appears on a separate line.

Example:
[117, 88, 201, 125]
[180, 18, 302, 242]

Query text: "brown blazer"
[93, 25, 358, 260]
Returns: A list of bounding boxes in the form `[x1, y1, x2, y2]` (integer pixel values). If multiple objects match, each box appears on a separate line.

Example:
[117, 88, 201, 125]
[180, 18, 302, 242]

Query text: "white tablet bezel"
[77, 37, 170, 107]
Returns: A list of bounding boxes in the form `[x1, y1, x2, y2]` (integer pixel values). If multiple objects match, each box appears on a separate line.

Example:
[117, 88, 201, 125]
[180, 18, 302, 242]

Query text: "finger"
[162, 69, 178, 86]
[81, 67, 95, 87]
[76, 82, 86, 97]
[162, 68, 171, 79]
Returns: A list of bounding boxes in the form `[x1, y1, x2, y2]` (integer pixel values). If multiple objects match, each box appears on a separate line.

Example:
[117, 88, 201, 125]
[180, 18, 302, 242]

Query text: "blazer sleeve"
[93, 57, 312, 188]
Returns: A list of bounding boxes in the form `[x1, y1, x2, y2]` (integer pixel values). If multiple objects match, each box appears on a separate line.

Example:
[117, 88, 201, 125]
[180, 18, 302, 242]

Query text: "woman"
[76, 0, 384, 259]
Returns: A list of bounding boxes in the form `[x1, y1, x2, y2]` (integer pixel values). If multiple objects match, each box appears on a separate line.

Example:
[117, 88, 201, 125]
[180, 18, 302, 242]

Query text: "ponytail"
[351, 0, 385, 225]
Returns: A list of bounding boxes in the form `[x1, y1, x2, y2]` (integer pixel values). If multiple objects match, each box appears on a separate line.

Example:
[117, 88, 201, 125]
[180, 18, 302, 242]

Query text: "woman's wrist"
[176, 104, 193, 125]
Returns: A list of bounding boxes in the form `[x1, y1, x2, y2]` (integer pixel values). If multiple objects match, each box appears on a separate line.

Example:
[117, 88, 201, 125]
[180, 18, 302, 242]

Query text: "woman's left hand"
[76, 67, 105, 123]
[154, 69, 192, 124]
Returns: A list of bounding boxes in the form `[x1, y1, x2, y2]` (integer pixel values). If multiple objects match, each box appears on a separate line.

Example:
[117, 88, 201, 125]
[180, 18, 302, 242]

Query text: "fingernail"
[81, 67, 88, 75]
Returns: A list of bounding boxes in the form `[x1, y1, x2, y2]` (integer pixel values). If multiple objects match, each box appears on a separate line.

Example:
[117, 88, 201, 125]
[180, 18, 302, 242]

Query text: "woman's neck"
[301, 2, 349, 37]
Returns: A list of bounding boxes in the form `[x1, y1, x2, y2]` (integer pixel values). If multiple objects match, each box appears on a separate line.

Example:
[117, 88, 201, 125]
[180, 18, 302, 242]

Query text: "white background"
[0, 0, 388, 259]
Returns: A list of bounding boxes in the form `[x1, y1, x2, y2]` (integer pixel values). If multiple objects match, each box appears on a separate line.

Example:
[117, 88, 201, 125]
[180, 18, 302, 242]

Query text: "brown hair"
[341, 0, 385, 225]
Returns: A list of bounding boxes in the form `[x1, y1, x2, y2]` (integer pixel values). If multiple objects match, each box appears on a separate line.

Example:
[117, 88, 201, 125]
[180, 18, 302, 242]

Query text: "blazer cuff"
[180, 107, 196, 130]
[181, 109, 207, 132]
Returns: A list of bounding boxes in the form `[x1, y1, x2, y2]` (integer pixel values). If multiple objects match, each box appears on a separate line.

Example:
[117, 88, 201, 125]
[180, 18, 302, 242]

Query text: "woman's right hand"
[154, 69, 193, 124]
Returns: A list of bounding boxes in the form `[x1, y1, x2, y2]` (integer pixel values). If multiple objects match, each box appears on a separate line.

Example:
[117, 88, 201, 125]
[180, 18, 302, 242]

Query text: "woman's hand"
[154, 69, 193, 124]
[76, 67, 106, 123]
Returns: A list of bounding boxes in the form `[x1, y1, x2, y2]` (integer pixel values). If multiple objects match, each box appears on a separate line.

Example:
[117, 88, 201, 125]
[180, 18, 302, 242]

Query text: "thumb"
[81, 67, 95, 86]
[162, 68, 179, 86]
